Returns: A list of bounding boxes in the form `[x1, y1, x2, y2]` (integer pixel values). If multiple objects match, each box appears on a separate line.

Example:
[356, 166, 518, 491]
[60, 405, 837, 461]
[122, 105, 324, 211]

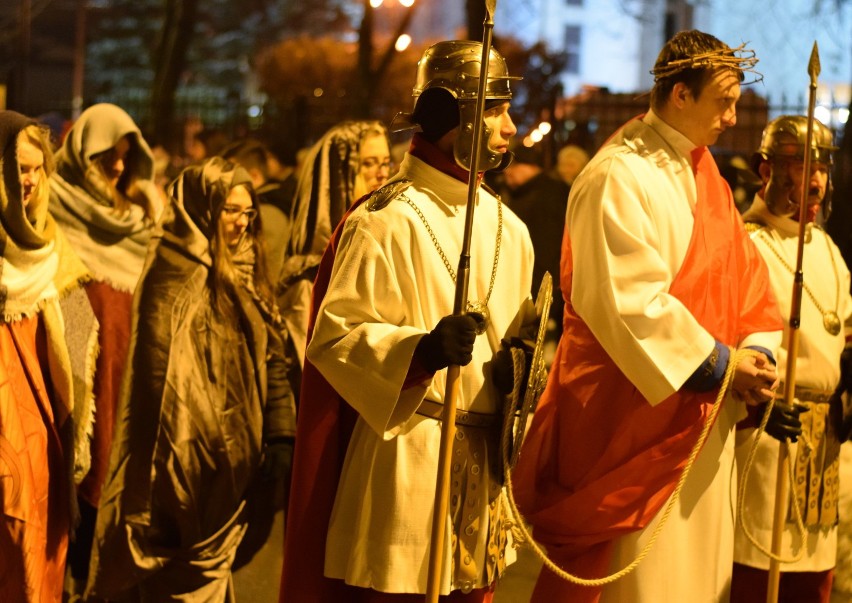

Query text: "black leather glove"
[260, 437, 294, 480]
[762, 400, 805, 443]
[415, 314, 479, 372]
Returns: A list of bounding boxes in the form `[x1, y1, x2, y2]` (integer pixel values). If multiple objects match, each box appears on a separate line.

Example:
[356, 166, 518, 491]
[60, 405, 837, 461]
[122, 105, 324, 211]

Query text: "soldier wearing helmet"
[280, 40, 536, 603]
[749, 115, 837, 222]
[732, 116, 852, 603]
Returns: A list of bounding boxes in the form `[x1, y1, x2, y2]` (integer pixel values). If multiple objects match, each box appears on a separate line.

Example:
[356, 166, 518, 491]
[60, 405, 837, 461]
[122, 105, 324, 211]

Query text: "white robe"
[567, 111, 780, 602]
[307, 153, 535, 594]
[734, 195, 852, 572]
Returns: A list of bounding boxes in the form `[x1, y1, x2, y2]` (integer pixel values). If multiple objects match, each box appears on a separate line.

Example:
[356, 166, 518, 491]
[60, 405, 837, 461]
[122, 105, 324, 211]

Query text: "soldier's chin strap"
[492, 150, 514, 173]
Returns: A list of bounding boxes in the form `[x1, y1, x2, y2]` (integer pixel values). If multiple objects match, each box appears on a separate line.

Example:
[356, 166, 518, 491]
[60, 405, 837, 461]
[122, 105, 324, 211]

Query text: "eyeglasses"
[360, 157, 392, 173]
[221, 205, 258, 223]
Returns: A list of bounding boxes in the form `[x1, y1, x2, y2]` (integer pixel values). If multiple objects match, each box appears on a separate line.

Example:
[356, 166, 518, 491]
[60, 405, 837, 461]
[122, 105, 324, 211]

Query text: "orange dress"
[0, 315, 68, 603]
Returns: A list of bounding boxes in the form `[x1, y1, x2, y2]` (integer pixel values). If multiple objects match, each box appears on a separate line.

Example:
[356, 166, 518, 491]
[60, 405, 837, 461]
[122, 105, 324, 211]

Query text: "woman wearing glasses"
[279, 120, 391, 369]
[86, 157, 297, 602]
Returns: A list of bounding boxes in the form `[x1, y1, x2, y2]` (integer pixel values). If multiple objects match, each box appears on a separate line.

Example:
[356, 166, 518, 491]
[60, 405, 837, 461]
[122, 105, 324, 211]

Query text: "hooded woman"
[48, 102, 162, 589]
[0, 111, 97, 602]
[278, 120, 391, 368]
[87, 157, 296, 602]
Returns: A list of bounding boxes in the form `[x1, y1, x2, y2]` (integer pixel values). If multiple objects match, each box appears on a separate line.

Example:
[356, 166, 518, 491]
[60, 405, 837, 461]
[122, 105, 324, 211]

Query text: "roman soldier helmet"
[752, 115, 837, 173]
[752, 115, 837, 217]
[393, 40, 521, 171]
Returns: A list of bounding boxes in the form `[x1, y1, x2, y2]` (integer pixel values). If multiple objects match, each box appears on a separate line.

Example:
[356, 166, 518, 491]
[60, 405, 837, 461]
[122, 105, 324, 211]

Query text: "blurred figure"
[732, 116, 852, 603]
[554, 143, 589, 186]
[0, 111, 98, 603]
[502, 142, 570, 358]
[87, 157, 296, 602]
[719, 153, 763, 214]
[279, 120, 391, 368]
[48, 102, 162, 594]
[223, 138, 294, 280]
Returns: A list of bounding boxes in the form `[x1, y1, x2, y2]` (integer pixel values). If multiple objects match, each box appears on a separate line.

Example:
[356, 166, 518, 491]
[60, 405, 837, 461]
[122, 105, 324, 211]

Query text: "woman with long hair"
[86, 157, 296, 602]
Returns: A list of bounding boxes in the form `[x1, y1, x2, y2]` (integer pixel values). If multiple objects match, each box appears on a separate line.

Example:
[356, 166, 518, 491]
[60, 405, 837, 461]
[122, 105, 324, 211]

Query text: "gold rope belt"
[415, 399, 500, 428]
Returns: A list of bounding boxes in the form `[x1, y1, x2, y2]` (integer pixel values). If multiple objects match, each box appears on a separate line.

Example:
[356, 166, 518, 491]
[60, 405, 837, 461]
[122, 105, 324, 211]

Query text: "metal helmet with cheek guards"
[405, 40, 520, 171]
[751, 115, 837, 216]
[752, 115, 837, 171]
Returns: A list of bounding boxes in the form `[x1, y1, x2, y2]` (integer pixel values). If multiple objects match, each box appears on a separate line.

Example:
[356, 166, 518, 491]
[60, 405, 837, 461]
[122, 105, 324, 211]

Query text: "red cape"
[279, 197, 364, 603]
[511, 145, 782, 602]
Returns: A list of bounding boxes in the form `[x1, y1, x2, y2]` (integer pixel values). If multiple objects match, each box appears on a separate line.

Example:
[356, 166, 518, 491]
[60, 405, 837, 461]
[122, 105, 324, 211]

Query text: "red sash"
[511, 146, 781, 602]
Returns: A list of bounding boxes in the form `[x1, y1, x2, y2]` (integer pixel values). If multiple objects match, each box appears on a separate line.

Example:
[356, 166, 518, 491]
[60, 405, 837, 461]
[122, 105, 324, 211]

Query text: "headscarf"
[0, 110, 98, 487]
[0, 110, 89, 320]
[49, 103, 159, 292]
[287, 120, 388, 262]
[163, 157, 283, 319]
[162, 156, 256, 263]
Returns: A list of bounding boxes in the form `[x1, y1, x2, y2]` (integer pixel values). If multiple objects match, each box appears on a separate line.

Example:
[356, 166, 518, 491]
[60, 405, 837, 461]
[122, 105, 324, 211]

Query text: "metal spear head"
[485, 0, 496, 20]
[808, 41, 820, 85]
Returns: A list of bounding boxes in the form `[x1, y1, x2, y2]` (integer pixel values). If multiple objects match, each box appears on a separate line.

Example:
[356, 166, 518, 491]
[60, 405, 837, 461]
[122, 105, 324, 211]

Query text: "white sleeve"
[306, 212, 428, 439]
[569, 157, 715, 405]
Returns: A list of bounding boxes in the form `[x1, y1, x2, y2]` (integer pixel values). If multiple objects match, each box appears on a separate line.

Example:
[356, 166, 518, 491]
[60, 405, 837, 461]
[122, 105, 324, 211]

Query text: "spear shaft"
[424, 2, 498, 601]
[766, 40, 820, 603]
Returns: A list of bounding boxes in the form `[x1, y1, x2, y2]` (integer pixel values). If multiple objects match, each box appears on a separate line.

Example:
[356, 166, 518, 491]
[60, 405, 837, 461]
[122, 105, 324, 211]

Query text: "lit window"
[564, 25, 581, 74]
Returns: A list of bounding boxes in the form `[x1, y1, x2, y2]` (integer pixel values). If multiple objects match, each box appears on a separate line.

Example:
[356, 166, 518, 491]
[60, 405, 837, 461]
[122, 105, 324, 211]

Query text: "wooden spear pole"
[424, 2, 498, 601]
[766, 40, 820, 603]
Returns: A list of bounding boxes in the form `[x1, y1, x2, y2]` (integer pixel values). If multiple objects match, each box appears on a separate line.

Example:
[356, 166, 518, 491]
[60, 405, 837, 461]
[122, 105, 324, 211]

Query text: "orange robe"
[512, 146, 782, 602]
[0, 316, 68, 603]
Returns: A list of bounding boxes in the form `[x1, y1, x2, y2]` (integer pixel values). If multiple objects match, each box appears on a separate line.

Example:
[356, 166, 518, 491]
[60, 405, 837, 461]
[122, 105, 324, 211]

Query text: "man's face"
[16, 134, 44, 208]
[760, 155, 829, 221]
[679, 69, 741, 147]
[484, 101, 517, 154]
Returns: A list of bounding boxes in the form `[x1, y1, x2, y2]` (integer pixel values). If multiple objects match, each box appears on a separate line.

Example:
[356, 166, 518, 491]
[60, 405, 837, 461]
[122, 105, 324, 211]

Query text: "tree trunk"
[353, 0, 375, 119]
[354, 0, 416, 119]
[149, 0, 199, 146]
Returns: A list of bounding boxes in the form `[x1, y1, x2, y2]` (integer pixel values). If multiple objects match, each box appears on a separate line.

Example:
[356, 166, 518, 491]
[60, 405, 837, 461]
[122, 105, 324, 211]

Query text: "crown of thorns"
[651, 43, 762, 84]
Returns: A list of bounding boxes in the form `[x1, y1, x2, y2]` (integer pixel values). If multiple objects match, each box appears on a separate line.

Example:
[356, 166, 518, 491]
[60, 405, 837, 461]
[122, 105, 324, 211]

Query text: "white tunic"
[307, 153, 535, 594]
[734, 195, 852, 572]
[567, 111, 780, 602]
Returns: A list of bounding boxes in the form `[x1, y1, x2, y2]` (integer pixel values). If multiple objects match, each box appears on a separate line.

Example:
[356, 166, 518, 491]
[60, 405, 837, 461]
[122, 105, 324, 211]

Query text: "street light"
[395, 34, 412, 52]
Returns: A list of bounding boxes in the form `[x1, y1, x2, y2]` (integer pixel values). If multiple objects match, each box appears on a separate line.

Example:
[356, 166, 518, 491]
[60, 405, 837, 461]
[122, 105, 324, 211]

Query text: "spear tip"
[808, 41, 821, 81]
[485, 0, 497, 18]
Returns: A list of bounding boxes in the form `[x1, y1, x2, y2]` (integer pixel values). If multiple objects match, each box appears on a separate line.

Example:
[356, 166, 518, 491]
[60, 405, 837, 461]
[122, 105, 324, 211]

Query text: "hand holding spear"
[424, 1, 499, 601]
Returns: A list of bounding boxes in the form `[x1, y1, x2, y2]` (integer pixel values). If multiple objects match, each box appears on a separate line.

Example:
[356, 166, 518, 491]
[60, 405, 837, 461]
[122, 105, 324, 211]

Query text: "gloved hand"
[762, 400, 805, 443]
[415, 314, 479, 372]
[260, 437, 294, 481]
